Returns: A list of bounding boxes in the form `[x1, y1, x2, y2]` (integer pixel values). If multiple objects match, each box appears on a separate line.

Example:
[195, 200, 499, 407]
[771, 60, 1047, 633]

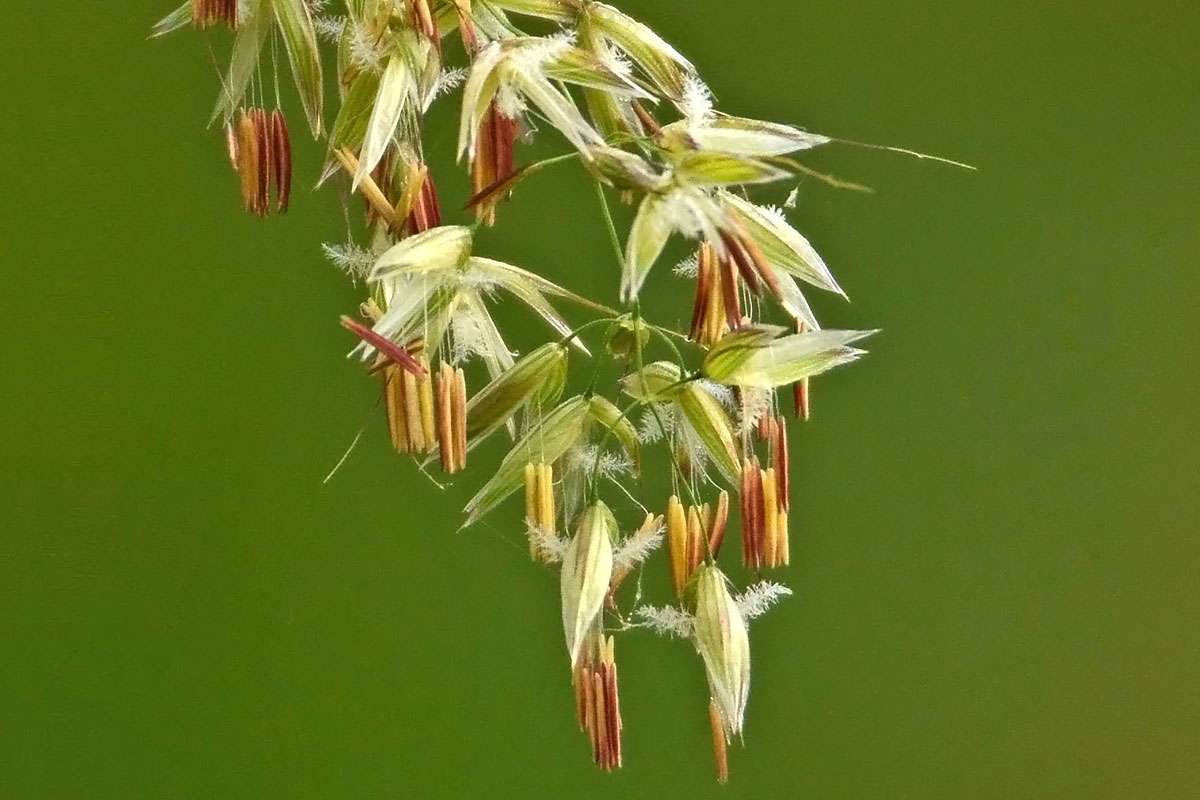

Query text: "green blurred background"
[2, 1, 1197, 797]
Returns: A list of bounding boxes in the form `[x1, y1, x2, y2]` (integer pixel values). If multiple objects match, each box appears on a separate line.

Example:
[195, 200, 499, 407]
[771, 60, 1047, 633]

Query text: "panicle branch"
[151, 0, 961, 780]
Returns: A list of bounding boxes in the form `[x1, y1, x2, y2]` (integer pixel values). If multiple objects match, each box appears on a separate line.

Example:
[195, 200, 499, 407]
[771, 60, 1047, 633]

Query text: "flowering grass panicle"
[153, 0, 967, 781]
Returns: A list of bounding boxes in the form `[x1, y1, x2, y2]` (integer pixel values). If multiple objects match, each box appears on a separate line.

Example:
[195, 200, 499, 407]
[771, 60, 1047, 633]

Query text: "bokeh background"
[3, 1, 1197, 797]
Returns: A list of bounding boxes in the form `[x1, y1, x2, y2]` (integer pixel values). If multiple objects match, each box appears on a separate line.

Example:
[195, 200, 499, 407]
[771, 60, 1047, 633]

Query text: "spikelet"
[693, 565, 751, 738]
[561, 502, 616, 667]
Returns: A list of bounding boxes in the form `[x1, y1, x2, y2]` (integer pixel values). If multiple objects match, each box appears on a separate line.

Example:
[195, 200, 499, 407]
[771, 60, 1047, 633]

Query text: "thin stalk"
[533, 151, 583, 171]
[648, 324, 688, 373]
[594, 181, 625, 274]
[558, 316, 619, 349]
[584, 321, 617, 395]
[633, 302, 699, 507]
[586, 398, 643, 501]
[590, 179, 702, 508]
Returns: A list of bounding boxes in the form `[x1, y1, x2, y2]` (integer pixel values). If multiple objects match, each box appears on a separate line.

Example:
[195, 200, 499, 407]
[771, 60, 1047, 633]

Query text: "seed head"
[464, 396, 591, 527]
[691, 564, 751, 739]
[659, 114, 830, 159]
[561, 501, 616, 668]
[155, 0, 910, 777]
[581, 2, 694, 99]
[719, 192, 845, 298]
[703, 325, 875, 389]
[467, 342, 569, 445]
